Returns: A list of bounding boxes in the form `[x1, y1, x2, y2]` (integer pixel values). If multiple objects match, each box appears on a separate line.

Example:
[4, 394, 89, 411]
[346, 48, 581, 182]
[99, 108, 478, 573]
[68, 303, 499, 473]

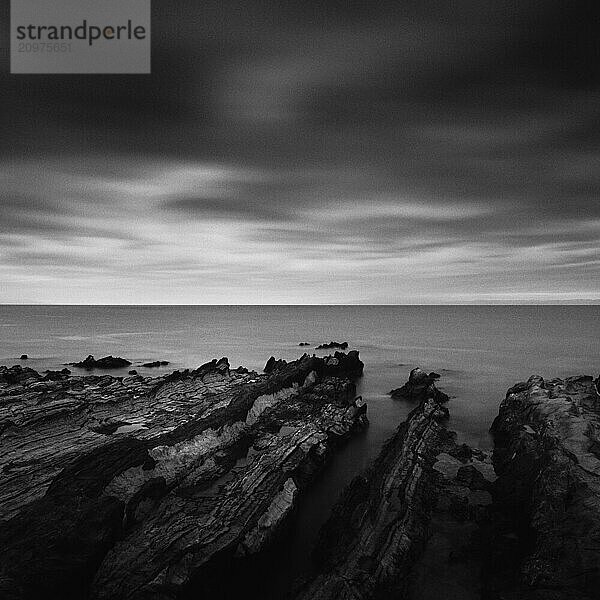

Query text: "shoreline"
[1, 350, 598, 599]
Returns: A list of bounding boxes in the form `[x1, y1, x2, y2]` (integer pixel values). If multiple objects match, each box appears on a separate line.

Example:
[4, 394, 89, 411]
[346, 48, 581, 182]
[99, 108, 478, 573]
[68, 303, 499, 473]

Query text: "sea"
[1, 305, 598, 594]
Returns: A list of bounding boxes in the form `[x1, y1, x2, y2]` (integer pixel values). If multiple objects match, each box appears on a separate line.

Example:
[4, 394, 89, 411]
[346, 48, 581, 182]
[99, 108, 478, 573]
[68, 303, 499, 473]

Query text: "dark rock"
[20, 355, 28, 360]
[389, 367, 449, 402]
[296, 392, 462, 600]
[264, 356, 287, 373]
[315, 341, 348, 350]
[448, 443, 473, 462]
[128, 370, 138, 375]
[0, 352, 367, 600]
[486, 374, 600, 600]
[455, 465, 489, 490]
[0, 365, 41, 385]
[298, 342, 310, 346]
[296, 366, 499, 600]
[69, 355, 132, 370]
[141, 361, 169, 368]
[191, 356, 230, 377]
[264, 351, 364, 380]
[43, 368, 71, 381]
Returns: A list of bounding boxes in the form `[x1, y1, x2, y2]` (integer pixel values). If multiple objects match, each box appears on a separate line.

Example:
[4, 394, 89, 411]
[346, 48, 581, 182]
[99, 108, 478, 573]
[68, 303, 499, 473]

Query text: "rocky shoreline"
[295, 371, 600, 600]
[0, 352, 367, 600]
[1, 352, 598, 600]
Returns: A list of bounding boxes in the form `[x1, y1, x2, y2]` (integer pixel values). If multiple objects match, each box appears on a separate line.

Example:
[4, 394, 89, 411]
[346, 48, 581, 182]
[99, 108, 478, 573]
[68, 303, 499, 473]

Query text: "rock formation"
[297, 371, 600, 600]
[0, 353, 367, 600]
[141, 360, 169, 368]
[3, 354, 597, 600]
[389, 367, 449, 402]
[316, 341, 349, 350]
[295, 367, 493, 600]
[265, 351, 363, 379]
[69, 355, 132, 370]
[487, 374, 600, 600]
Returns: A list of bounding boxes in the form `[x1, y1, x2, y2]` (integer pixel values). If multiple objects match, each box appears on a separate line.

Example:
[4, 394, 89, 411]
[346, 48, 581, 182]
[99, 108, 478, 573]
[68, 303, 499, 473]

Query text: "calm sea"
[1, 305, 598, 591]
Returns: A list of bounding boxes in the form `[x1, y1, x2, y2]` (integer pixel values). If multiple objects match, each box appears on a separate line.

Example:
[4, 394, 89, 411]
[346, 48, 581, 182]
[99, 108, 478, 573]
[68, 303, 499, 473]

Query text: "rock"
[43, 368, 71, 381]
[69, 355, 132, 370]
[264, 356, 287, 373]
[296, 395, 453, 600]
[0, 352, 367, 600]
[0, 365, 41, 385]
[455, 465, 489, 491]
[315, 341, 348, 350]
[409, 366, 429, 383]
[128, 370, 138, 375]
[389, 367, 449, 402]
[296, 371, 498, 600]
[299, 342, 310, 346]
[266, 351, 363, 379]
[141, 361, 169, 368]
[487, 374, 600, 600]
[448, 442, 473, 462]
[20, 355, 28, 360]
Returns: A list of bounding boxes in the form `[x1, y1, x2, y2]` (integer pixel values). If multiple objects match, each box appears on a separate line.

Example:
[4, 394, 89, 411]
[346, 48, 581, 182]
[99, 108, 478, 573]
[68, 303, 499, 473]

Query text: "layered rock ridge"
[296, 371, 494, 600]
[0, 352, 367, 600]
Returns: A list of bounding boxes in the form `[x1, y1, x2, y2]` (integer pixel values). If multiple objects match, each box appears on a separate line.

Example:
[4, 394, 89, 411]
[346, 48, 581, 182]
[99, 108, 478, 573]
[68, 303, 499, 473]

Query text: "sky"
[0, 1, 599, 304]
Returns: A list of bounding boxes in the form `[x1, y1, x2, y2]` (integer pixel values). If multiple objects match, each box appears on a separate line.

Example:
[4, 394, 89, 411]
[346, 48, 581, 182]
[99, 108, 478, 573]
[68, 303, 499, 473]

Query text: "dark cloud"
[0, 1, 598, 302]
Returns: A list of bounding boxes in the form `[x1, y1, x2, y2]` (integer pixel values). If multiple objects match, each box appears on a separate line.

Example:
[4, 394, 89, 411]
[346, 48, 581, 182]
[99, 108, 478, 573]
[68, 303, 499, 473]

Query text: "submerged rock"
[0, 352, 367, 600]
[141, 360, 169, 368]
[389, 367, 449, 402]
[69, 355, 132, 370]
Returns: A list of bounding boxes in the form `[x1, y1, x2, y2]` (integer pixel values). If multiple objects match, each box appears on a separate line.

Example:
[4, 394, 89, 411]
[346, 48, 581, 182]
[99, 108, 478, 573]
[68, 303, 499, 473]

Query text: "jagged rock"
[316, 341, 348, 350]
[264, 356, 288, 373]
[20, 355, 28, 360]
[266, 351, 363, 379]
[141, 361, 169, 368]
[487, 374, 600, 600]
[296, 391, 452, 600]
[128, 370, 138, 375]
[389, 367, 449, 402]
[69, 355, 132, 370]
[0, 353, 367, 600]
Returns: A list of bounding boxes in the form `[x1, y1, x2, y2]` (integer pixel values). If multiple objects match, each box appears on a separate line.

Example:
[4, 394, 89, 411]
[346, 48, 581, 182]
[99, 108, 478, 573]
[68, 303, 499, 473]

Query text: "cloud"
[0, 1, 598, 303]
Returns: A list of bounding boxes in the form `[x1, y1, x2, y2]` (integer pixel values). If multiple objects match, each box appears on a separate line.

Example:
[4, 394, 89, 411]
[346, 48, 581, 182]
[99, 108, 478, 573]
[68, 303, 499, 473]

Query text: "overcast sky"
[0, 1, 598, 303]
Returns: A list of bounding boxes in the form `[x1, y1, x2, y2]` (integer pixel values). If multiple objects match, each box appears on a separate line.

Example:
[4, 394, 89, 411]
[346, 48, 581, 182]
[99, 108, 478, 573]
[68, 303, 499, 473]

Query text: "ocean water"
[1, 305, 598, 592]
